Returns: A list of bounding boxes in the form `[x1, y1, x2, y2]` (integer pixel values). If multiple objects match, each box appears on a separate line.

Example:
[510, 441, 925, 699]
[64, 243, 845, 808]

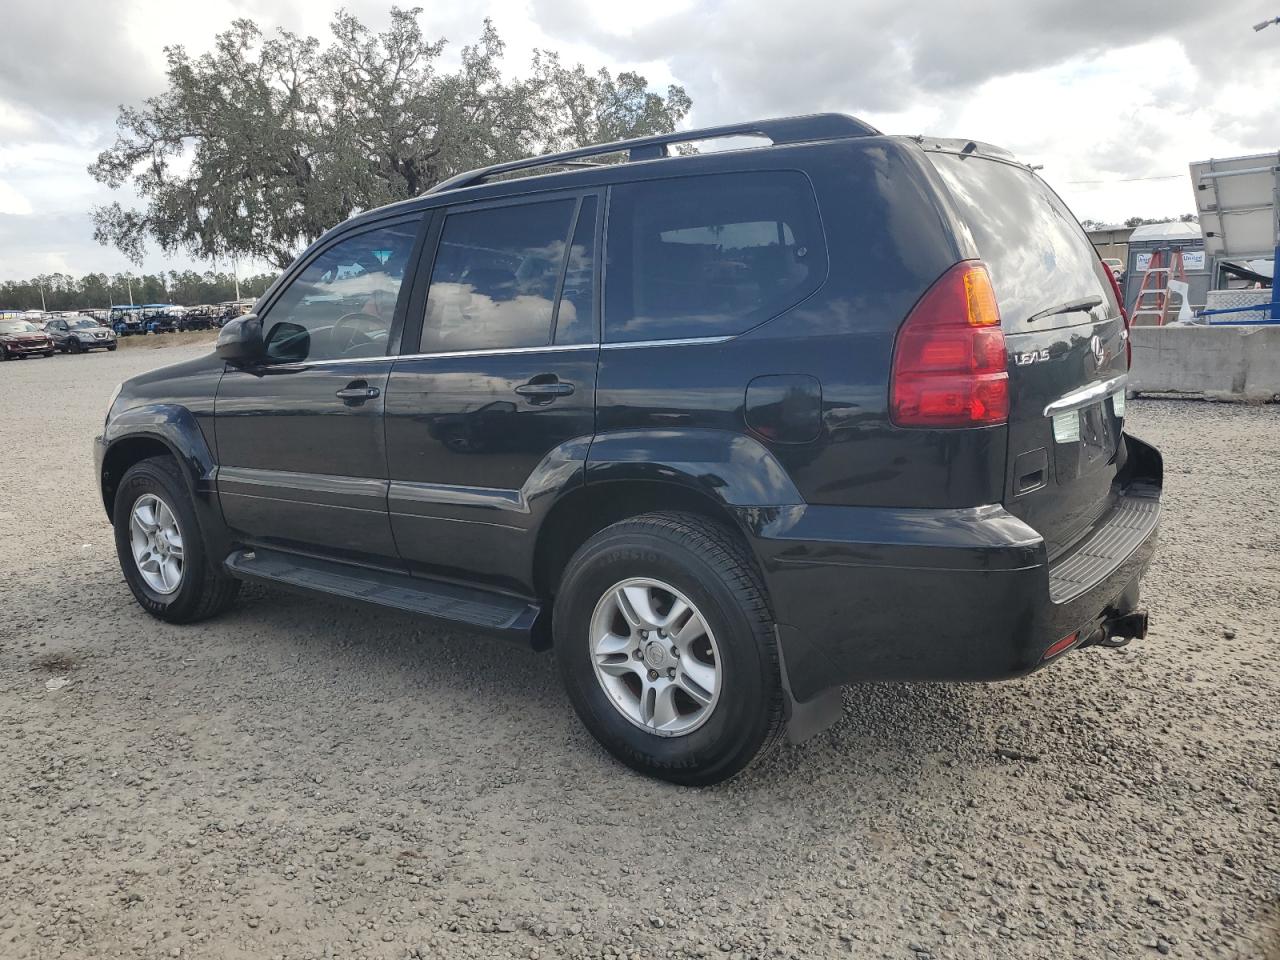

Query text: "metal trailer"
[1191, 152, 1279, 323]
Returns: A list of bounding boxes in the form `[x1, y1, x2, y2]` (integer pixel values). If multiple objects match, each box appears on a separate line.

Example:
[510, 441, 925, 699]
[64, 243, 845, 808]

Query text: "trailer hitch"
[1084, 609, 1149, 649]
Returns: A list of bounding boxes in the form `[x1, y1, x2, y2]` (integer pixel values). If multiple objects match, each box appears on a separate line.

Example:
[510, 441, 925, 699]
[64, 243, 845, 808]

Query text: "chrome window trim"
[600, 335, 734, 350]
[1042, 374, 1128, 418]
[256, 334, 735, 369]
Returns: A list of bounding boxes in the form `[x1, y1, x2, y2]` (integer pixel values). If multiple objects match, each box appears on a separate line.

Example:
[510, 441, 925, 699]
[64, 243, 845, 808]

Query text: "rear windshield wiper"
[1025, 296, 1102, 324]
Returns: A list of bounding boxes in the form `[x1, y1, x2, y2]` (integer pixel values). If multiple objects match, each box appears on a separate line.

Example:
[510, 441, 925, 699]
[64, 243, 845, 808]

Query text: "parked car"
[96, 114, 1162, 785]
[0, 318, 55, 358]
[45, 315, 118, 353]
[1102, 257, 1124, 282]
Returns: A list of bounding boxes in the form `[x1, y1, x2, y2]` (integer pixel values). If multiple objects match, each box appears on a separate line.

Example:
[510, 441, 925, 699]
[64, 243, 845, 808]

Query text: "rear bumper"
[744, 433, 1162, 702]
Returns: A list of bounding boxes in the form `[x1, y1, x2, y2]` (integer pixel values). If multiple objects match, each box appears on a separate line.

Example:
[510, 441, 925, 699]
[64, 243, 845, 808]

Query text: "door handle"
[514, 378, 575, 403]
[335, 381, 380, 403]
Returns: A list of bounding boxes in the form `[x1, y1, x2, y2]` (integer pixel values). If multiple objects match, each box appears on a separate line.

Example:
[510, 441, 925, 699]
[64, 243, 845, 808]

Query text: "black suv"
[96, 115, 1161, 784]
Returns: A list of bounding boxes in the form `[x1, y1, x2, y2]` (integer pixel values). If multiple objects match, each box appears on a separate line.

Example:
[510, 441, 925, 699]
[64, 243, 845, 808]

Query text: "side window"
[421, 198, 576, 353]
[260, 220, 418, 363]
[604, 171, 826, 343]
[553, 197, 598, 345]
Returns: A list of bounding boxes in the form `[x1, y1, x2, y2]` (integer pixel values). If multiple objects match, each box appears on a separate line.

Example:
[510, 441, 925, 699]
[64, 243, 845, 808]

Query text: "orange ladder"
[1128, 248, 1187, 326]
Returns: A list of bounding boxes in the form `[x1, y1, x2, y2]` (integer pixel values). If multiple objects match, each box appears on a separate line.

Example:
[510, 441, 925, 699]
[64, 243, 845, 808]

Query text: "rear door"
[927, 150, 1128, 558]
[383, 191, 601, 592]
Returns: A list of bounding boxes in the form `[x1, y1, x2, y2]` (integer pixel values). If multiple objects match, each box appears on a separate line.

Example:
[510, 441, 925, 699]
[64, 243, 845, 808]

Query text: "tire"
[112, 456, 239, 623]
[106, 343, 117, 352]
[43, 349, 55, 358]
[70, 339, 84, 354]
[553, 512, 784, 786]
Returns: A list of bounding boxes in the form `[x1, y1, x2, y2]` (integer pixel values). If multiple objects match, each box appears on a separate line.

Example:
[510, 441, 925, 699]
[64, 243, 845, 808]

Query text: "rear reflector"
[890, 261, 1009, 427]
[1043, 632, 1079, 661]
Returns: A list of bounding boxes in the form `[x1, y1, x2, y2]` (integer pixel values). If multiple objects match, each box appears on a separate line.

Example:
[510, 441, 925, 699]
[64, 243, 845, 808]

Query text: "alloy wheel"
[588, 577, 722, 737]
[128, 493, 185, 594]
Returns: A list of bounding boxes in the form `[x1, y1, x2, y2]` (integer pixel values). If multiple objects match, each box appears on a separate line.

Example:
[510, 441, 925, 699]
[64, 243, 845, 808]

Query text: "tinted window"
[260, 220, 418, 363]
[554, 197, 597, 345]
[604, 171, 826, 343]
[422, 199, 576, 352]
[927, 153, 1114, 329]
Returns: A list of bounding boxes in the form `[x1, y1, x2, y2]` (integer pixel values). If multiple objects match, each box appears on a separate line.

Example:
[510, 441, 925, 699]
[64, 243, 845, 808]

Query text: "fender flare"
[99, 404, 229, 566]
[583, 428, 805, 509]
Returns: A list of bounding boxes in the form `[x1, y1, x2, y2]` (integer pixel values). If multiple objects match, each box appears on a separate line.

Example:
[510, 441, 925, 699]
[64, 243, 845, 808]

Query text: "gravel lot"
[2, 344, 1277, 960]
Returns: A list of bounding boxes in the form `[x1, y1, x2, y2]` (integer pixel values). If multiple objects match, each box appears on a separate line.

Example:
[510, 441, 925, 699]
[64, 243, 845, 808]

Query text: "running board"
[224, 547, 543, 643]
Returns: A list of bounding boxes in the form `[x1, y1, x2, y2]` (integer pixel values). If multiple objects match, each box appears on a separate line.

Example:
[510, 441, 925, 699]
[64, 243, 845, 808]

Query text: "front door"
[214, 216, 423, 566]
[384, 192, 601, 593]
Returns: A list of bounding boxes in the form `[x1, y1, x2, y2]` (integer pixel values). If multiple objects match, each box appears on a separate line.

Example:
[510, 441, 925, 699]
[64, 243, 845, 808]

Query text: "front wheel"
[112, 456, 239, 623]
[553, 513, 784, 786]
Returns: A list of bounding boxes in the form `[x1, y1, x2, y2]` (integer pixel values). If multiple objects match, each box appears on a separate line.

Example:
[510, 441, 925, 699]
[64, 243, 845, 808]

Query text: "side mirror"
[215, 314, 264, 363]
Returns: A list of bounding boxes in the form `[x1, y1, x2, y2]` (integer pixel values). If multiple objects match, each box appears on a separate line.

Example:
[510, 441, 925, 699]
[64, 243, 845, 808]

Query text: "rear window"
[928, 152, 1114, 329]
[604, 171, 826, 343]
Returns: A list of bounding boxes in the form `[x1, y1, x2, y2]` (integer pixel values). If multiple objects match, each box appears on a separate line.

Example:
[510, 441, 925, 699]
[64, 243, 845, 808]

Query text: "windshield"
[0, 320, 39, 333]
[68, 318, 97, 329]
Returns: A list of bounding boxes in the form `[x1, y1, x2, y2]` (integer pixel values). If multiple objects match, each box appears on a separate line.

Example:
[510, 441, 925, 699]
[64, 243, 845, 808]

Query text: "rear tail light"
[1100, 260, 1132, 369]
[890, 261, 1009, 427]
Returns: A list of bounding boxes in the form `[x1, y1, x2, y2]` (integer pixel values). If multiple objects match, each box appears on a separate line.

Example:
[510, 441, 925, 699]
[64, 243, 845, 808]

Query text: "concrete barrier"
[1129, 325, 1280, 401]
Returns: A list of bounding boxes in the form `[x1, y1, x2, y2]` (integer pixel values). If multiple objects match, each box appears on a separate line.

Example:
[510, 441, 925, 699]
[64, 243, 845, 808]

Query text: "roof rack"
[426, 113, 880, 195]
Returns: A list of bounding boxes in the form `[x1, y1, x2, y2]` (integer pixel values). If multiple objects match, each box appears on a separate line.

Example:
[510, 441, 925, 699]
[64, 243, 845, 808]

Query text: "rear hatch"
[926, 147, 1128, 558]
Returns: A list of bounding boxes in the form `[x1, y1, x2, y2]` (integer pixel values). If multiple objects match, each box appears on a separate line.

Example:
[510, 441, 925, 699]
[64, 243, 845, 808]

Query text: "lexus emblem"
[1090, 334, 1105, 366]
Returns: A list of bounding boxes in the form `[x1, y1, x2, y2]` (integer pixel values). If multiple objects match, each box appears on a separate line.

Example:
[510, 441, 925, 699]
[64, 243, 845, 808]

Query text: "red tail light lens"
[1099, 260, 1131, 369]
[890, 261, 1009, 427]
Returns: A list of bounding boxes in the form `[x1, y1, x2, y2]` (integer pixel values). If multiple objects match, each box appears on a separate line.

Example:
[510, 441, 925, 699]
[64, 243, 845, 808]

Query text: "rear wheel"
[113, 456, 239, 623]
[553, 512, 784, 785]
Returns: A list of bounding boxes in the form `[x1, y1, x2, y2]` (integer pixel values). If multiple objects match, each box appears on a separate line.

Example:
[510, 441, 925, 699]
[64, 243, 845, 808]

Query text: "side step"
[224, 547, 542, 643]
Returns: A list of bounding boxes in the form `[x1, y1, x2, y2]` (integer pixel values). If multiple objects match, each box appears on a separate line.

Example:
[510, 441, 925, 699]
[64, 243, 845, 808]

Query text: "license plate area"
[1053, 392, 1123, 483]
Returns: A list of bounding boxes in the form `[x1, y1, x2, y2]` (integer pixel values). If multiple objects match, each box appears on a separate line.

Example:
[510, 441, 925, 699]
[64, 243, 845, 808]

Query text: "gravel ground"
[1, 344, 1277, 960]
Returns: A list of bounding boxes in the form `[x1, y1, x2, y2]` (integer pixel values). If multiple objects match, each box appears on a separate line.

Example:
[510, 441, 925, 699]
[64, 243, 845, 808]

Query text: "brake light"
[1100, 260, 1132, 369]
[890, 261, 1009, 427]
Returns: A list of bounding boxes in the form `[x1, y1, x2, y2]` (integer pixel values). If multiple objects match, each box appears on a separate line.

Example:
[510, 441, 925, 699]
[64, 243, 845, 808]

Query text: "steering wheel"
[331, 312, 388, 356]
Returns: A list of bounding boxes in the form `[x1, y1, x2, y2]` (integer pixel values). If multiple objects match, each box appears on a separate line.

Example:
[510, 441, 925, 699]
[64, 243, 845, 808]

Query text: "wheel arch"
[533, 479, 758, 613]
[100, 434, 180, 515]
[99, 405, 230, 567]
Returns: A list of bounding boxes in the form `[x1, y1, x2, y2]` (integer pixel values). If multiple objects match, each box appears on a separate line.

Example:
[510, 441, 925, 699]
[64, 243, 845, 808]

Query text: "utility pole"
[38, 280, 46, 312]
[1256, 16, 1280, 318]
[127, 276, 134, 306]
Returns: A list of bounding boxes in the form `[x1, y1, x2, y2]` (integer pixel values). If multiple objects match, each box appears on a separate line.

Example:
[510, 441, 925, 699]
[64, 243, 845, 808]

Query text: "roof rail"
[426, 113, 880, 195]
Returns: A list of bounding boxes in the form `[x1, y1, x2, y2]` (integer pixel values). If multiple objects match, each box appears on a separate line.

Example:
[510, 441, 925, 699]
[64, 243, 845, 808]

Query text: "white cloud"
[0, 0, 1277, 281]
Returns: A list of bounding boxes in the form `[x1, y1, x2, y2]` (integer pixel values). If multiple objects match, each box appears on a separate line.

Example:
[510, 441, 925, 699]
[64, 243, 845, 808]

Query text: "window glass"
[604, 171, 826, 342]
[554, 197, 597, 345]
[422, 199, 576, 352]
[927, 153, 1113, 330]
[259, 220, 418, 363]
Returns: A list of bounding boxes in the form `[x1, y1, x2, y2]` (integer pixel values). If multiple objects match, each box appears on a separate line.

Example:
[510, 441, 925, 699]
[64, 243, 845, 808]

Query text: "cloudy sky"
[1, 0, 1277, 280]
